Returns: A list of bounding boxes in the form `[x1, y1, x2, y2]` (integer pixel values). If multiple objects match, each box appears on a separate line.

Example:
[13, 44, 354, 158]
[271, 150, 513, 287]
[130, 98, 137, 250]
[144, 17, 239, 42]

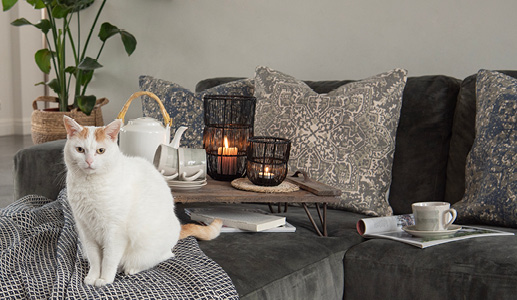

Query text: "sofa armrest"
[13, 139, 66, 200]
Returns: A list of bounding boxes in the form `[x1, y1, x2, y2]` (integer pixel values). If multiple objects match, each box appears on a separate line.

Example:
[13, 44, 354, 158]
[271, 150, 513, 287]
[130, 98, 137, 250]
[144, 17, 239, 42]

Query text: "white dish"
[169, 182, 207, 191]
[402, 224, 462, 238]
[167, 179, 207, 186]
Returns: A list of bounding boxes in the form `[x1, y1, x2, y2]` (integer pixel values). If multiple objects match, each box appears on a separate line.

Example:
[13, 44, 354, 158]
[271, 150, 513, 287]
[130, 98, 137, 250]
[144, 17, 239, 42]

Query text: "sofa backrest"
[197, 75, 463, 215]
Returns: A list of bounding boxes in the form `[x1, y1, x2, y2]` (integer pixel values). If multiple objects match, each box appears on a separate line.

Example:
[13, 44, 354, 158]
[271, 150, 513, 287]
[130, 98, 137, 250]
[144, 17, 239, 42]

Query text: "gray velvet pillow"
[453, 70, 517, 227]
[254, 67, 407, 216]
[139, 75, 254, 148]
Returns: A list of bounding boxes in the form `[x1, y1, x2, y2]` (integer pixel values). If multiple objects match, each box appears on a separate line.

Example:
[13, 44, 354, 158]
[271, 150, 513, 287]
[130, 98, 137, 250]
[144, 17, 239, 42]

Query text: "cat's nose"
[86, 157, 94, 166]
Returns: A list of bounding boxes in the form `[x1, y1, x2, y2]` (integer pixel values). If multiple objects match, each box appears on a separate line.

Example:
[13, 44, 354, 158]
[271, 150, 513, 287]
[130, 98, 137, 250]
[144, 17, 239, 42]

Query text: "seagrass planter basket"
[31, 96, 108, 144]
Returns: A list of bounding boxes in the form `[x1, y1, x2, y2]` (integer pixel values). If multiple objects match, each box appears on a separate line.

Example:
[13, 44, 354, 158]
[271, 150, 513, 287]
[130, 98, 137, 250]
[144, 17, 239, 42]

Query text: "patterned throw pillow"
[139, 75, 254, 148]
[453, 70, 517, 227]
[254, 67, 407, 216]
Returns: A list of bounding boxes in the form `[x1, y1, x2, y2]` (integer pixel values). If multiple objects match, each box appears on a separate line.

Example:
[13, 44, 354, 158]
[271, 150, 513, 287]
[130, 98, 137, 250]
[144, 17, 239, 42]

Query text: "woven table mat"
[231, 178, 299, 193]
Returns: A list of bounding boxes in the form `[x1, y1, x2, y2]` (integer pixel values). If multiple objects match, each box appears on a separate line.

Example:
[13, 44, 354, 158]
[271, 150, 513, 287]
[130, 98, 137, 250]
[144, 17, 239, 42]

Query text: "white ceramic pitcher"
[117, 91, 172, 162]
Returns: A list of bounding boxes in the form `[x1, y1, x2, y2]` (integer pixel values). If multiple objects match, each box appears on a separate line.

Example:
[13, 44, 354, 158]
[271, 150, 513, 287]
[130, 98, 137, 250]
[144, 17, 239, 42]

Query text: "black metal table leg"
[302, 202, 329, 237]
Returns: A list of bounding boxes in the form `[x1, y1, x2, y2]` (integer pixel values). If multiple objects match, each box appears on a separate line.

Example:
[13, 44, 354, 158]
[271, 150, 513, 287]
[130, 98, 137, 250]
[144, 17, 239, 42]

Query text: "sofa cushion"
[453, 70, 517, 227]
[139, 75, 254, 148]
[177, 203, 364, 300]
[344, 226, 517, 300]
[445, 70, 517, 205]
[389, 76, 461, 214]
[254, 66, 407, 216]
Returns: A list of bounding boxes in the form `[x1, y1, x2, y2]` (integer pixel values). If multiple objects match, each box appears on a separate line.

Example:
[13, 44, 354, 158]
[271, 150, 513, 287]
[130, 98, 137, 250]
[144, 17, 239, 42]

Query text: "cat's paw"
[124, 267, 144, 276]
[93, 278, 113, 287]
[84, 275, 97, 286]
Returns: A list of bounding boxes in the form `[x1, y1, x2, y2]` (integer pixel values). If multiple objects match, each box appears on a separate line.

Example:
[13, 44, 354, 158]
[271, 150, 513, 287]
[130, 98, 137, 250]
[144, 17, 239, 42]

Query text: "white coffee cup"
[412, 202, 457, 231]
[153, 145, 206, 181]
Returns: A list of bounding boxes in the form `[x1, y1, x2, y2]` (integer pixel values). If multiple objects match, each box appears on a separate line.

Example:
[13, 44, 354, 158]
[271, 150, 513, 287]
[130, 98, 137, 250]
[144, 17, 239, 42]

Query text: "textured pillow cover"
[254, 67, 408, 216]
[453, 70, 517, 227]
[139, 75, 254, 148]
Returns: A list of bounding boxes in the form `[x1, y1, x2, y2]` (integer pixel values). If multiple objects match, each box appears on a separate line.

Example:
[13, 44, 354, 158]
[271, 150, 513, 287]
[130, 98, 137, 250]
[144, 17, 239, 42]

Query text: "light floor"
[0, 135, 33, 208]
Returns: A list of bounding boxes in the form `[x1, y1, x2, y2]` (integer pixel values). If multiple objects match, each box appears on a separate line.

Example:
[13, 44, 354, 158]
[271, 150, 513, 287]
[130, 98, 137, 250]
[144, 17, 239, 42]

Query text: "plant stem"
[80, 0, 106, 62]
[46, 4, 68, 111]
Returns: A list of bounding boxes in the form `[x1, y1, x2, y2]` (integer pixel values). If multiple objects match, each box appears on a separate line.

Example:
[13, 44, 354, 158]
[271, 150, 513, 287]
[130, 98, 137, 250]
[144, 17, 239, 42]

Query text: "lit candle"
[258, 166, 274, 179]
[218, 136, 238, 175]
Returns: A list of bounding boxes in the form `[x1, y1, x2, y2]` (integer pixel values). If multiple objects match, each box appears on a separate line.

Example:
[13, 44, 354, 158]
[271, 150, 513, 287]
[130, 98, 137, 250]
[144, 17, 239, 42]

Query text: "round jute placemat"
[231, 178, 299, 193]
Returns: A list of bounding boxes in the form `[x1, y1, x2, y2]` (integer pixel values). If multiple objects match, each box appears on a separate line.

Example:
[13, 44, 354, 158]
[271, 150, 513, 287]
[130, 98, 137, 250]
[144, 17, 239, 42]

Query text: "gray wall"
[2, 0, 517, 135]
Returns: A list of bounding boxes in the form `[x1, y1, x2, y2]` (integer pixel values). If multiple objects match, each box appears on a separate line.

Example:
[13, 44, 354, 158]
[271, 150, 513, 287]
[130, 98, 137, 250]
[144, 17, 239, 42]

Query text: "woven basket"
[31, 96, 108, 144]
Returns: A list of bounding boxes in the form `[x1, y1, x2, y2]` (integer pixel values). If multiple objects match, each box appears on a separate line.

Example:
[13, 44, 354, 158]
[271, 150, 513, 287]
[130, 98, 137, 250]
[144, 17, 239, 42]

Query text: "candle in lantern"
[218, 136, 238, 175]
[258, 166, 274, 179]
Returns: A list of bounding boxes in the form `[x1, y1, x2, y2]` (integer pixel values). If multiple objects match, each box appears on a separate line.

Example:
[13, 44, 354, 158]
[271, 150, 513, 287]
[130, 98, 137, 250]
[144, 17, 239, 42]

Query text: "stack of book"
[184, 206, 296, 233]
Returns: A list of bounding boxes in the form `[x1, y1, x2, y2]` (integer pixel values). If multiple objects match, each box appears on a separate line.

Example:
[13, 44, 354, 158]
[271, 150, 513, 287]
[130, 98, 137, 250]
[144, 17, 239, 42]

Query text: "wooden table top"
[171, 177, 340, 204]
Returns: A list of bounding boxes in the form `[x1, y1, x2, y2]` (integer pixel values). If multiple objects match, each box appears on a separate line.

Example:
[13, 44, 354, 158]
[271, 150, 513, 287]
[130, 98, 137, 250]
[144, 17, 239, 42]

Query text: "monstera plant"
[2, 0, 137, 115]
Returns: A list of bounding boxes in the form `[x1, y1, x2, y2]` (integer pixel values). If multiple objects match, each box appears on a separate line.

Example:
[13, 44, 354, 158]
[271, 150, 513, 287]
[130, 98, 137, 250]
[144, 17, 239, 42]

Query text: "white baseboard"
[0, 118, 31, 136]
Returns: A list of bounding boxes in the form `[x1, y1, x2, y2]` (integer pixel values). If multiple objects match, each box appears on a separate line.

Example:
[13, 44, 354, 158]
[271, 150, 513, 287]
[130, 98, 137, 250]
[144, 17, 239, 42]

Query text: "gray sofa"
[13, 71, 517, 299]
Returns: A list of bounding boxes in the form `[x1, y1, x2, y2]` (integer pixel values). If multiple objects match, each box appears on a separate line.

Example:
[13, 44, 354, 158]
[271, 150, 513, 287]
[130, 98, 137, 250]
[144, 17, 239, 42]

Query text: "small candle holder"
[203, 95, 256, 181]
[246, 136, 291, 186]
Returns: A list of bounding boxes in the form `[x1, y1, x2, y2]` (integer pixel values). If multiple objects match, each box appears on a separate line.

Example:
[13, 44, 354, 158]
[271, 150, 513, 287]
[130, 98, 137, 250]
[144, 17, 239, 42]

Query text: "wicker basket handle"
[32, 96, 109, 111]
[32, 96, 58, 110]
[117, 91, 172, 126]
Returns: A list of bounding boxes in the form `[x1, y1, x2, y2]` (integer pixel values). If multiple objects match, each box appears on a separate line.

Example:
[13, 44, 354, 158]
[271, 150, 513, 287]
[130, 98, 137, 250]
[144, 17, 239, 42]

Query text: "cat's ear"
[104, 119, 123, 142]
[63, 116, 84, 138]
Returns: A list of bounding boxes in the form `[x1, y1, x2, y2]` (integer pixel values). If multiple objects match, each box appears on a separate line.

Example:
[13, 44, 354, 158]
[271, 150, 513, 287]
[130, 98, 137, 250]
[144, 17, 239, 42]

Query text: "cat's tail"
[179, 219, 223, 241]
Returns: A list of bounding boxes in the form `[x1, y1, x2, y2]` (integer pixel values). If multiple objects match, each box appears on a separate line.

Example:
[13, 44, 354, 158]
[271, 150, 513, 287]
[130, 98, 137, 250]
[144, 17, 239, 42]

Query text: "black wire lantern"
[203, 95, 256, 181]
[246, 136, 291, 186]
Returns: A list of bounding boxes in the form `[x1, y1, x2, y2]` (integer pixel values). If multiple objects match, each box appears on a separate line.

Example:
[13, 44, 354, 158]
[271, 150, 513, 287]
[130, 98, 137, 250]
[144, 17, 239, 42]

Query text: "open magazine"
[357, 214, 514, 248]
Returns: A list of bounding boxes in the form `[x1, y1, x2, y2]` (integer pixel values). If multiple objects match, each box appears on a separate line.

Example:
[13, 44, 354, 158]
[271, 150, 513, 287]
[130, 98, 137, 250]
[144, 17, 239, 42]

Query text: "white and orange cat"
[63, 116, 221, 287]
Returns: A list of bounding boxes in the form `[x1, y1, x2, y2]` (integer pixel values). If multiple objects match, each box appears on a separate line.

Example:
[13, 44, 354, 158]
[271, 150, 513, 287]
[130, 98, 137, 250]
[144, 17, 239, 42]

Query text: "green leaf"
[27, 0, 45, 9]
[35, 19, 51, 34]
[120, 31, 137, 56]
[11, 18, 32, 27]
[51, 4, 69, 19]
[98, 23, 137, 56]
[80, 70, 94, 85]
[98, 22, 119, 42]
[2, 0, 18, 11]
[47, 78, 60, 95]
[11, 18, 51, 34]
[65, 66, 76, 73]
[35, 48, 53, 74]
[77, 57, 102, 70]
[76, 95, 96, 115]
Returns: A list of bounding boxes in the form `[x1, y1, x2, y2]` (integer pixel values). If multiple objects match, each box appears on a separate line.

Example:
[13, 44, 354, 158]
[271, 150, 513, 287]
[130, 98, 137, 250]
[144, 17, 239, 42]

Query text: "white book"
[187, 206, 286, 232]
[219, 221, 296, 233]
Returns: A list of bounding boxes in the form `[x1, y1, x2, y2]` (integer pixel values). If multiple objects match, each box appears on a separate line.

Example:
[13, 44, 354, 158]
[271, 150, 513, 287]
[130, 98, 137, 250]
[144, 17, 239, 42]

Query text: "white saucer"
[169, 182, 207, 191]
[167, 179, 207, 186]
[402, 225, 462, 238]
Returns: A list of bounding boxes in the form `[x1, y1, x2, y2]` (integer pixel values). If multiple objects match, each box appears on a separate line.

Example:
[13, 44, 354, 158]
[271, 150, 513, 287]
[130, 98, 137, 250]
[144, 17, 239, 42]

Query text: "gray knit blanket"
[0, 190, 238, 299]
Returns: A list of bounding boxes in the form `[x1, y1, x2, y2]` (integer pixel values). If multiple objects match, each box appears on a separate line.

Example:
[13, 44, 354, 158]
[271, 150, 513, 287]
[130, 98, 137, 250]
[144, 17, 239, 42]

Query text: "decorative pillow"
[139, 75, 254, 148]
[254, 67, 407, 216]
[453, 70, 517, 227]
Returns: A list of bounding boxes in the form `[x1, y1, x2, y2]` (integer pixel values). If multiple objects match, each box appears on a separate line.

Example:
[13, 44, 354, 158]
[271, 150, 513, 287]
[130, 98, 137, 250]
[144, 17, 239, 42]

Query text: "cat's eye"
[96, 148, 106, 154]
[76, 147, 85, 153]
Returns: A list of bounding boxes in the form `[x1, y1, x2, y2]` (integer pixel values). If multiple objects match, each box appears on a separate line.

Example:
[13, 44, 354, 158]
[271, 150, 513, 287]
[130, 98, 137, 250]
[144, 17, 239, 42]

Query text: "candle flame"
[265, 167, 269, 172]
[224, 136, 229, 148]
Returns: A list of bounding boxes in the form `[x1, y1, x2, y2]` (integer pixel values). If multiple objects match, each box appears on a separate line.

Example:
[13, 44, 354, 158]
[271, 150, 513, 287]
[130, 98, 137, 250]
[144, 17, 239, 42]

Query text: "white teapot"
[117, 91, 172, 162]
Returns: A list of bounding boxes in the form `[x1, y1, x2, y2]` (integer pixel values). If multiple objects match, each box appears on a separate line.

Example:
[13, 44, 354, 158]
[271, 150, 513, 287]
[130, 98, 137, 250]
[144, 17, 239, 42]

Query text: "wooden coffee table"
[172, 177, 340, 236]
